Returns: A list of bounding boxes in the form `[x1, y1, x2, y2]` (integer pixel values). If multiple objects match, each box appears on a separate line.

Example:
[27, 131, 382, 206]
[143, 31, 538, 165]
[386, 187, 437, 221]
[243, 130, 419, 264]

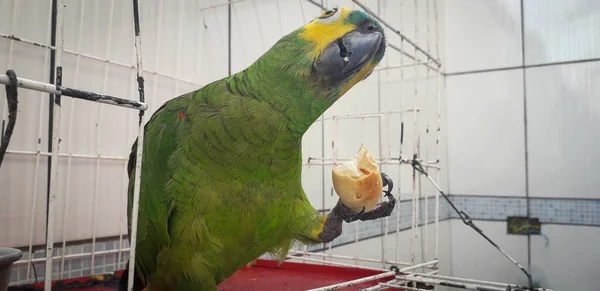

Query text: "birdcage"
[0, 1, 561, 291]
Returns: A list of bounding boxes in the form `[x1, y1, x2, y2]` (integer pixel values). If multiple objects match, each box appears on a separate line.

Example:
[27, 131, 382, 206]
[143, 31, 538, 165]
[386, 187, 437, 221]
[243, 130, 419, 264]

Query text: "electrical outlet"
[507, 216, 541, 235]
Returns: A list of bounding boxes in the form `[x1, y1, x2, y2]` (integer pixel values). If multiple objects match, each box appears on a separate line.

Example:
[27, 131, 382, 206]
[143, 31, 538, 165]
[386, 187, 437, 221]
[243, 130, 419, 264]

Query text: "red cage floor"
[8, 259, 397, 291]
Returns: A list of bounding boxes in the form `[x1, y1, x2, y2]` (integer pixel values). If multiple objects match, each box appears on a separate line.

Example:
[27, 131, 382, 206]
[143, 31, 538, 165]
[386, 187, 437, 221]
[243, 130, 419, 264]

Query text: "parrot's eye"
[316, 7, 340, 23]
[320, 8, 337, 18]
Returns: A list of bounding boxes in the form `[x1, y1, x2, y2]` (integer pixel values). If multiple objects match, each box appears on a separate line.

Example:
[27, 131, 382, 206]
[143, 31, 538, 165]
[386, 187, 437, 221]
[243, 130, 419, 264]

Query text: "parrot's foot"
[339, 172, 397, 223]
[305, 173, 397, 244]
[344, 205, 366, 223]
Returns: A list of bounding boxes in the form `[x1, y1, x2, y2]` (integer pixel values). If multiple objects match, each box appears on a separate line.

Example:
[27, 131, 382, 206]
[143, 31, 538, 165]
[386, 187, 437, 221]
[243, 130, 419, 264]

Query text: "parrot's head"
[298, 7, 386, 97]
[243, 7, 386, 132]
[258, 7, 386, 99]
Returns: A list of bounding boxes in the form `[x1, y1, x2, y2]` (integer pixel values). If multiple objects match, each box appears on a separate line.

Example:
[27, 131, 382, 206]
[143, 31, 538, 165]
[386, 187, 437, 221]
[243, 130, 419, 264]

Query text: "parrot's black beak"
[313, 21, 384, 87]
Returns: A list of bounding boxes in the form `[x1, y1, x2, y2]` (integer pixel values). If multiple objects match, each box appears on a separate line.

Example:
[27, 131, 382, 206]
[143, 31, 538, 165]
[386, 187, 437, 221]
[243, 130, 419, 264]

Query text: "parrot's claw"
[335, 172, 397, 223]
[358, 185, 396, 221]
[381, 172, 394, 197]
[343, 206, 366, 223]
[317, 173, 397, 243]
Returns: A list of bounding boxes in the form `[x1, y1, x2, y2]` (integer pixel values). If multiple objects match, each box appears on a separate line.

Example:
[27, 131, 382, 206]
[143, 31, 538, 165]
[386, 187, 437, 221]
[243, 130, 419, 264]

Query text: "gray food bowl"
[0, 248, 23, 291]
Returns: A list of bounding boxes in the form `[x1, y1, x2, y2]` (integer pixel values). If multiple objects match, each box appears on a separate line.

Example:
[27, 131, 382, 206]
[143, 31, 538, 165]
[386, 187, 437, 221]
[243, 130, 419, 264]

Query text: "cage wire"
[0, 0, 148, 291]
[0, 0, 559, 291]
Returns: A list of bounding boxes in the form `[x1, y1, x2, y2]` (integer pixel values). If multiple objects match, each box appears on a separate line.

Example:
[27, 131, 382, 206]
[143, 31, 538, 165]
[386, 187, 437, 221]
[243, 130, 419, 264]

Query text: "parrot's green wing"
[125, 93, 193, 285]
[125, 82, 297, 289]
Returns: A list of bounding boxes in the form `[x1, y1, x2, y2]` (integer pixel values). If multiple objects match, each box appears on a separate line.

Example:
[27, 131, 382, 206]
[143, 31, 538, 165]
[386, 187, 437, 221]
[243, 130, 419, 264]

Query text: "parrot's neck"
[189, 67, 334, 183]
[230, 63, 336, 139]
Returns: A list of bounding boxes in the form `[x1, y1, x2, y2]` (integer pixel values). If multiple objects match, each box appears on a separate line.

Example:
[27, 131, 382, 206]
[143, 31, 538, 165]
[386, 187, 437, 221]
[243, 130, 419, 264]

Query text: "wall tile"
[530, 225, 600, 291]
[450, 195, 600, 226]
[530, 199, 600, 225]
[445, 70, 526, 196]
[524, 0, 600, 65]
[450, 196, 527, 220]
[526, 61, 600, 198]
[443, 0, 522, 73]
[449, 220, 529, 286]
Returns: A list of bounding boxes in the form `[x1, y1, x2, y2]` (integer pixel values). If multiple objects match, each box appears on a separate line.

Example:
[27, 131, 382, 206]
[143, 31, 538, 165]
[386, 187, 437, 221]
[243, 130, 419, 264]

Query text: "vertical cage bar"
[422, 0, 432, 265]
[228, 0, 232, 76]
[1, 0, 18, 130]
[332, 117, 338, 165]
[26, 101, 45, 282]
[433, 71, 441, 291]
[357, 116, 363, 248]
[174, 0, 185, 96]
[396, 0, 406, 267]
[91, 135, 101, 273]
[128, 0, 147, 290]
[91, 0, 116, 274]
[25, 0, 52, 281]
[45, 0, 65, 288]
[411, 0, 420, 287]
[410, 82, 416, 269]
[151, 0, 164, 112]
[59, 0, 87, 278]
[319, 124, 325, 254]
[433, 0, 441, 268]
[375, 0, 387, 270]
[118, 70, 137, 270]
[118, 160, 128, 268]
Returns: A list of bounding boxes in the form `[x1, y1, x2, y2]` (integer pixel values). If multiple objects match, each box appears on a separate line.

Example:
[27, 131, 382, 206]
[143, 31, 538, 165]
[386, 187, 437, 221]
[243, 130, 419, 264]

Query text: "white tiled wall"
[523, 0, 600, 65]
[526, 61, 600, 199]
[448, 220, 530, 286]
[530, 224, 600, 290]
[445, 69, 527, 196]
[443, 0, 522, 73]
[443, 0, 600, 290]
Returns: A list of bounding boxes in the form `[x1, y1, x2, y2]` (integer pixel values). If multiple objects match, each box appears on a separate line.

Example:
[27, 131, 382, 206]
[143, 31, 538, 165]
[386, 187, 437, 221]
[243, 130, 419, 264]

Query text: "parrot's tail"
[118, 261, 146, 291]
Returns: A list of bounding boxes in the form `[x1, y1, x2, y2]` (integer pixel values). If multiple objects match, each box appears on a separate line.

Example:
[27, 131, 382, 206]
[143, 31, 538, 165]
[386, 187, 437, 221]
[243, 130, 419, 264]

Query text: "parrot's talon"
[386, 191, 397, 206]
[381, 172, 395, 201]
[343, 205, 366, 223]
[334, 173, 398, 223]
[358, 205, 366, 215]
[381, 172, 393, 194]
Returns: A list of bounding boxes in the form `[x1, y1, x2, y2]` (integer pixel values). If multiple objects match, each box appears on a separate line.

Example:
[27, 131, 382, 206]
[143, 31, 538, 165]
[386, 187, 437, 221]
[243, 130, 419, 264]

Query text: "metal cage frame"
[0, 1, 559, 291]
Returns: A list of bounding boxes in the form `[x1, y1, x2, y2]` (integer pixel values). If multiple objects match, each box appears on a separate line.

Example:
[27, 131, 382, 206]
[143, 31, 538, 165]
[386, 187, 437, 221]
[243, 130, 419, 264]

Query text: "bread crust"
[332, 146, 383, 212]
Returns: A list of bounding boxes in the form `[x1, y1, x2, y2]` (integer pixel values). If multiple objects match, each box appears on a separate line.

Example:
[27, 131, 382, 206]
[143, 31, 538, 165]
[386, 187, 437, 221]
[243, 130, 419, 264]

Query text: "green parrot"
[118, 7, 396, 291]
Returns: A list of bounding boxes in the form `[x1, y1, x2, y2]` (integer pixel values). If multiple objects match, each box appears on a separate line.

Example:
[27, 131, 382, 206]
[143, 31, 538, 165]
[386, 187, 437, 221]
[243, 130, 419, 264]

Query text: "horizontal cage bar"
[0, 74, 148, 110]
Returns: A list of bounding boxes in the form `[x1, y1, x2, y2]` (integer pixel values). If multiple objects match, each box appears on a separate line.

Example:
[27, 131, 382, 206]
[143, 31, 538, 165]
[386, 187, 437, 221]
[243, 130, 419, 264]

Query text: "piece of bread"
[332, 146, 383, 212]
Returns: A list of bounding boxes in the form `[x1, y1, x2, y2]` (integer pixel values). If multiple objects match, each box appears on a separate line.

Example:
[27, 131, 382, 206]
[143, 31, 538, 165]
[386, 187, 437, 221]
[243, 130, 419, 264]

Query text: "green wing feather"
[126, 76, 307, 289]
[126, 93, 193, 285]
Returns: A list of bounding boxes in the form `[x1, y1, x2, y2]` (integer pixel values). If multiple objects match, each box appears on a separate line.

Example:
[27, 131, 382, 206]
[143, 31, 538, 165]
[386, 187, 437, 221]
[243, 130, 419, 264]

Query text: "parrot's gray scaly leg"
[357, 172, 397, 221]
